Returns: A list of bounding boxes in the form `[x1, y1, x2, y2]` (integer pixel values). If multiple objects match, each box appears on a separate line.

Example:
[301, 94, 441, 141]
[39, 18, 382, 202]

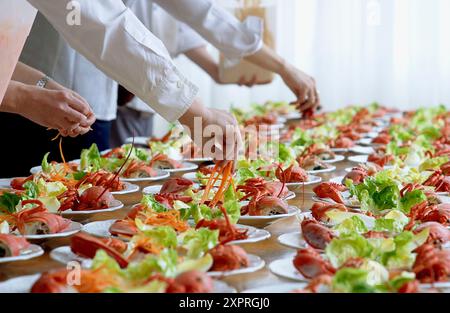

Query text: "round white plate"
[348, 155, 369, 164]
[0, 244, 44, 264]
[311, 194, 361, 209]
[277, 231, 308, 250]
[330, 148, 349, 153]
[121, 169, 170, 183]
[363, 132, 380, 139]
[329, 176, 346, 185]
[285, 175, 322, 188]
[111, 182, 140, 195]
[242, 283, 308, 293]
[184, 157, 214, 164]
[0, 178, 14, 189]
[306, 166, 337, 175]
[182, 172, 200, 183]
[269, 258, 308, 282]
[15, 221, 82, 240]
[164, 162, 198, 173]
[0, 273, 237, 293]
[284, 112, 302, 120]
[83, 219, 270, 245]
[349, 146, 375, 155]
[208, 254, 265, 277]
[322, 155, 345, 164]
[125, 136, 149, 146]
[239, 206, 300, 223]
[142, 183, 199, 196]
[60, 199, 124, 218]
[50, 246, 92, 268]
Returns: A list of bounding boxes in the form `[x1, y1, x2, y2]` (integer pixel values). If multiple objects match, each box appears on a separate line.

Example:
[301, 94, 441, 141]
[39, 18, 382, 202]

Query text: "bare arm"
[244, 45, 320, 113]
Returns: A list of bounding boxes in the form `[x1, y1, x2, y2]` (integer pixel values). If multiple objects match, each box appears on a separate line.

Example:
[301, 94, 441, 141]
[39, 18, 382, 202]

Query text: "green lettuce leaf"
[181, 228, 219, 259]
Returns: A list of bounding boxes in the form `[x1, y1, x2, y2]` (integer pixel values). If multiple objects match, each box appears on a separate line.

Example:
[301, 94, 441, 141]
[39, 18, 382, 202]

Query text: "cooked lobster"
[313, 182, 347, 204]
[0, 234, 30, 257]
[293, 248, 336, 279]
[301, 219, 335, 250]
[209, 244, 250, 271]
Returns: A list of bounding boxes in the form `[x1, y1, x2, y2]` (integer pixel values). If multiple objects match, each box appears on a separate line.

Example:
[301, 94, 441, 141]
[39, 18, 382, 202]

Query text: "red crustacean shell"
[413, 222, 450, 245]
[195, 219, 248, 244]
[15, 200, 71, 235]
[413, 244, 450, 283]
[343, 167, 368, 185]
[149, 154, 183, 169]
[78, 170, 125, 192]
[275, 164, 308, 183]
[123, 159, 158, 178]
[154, 193, 193, 209]
[293, 248, 336, 279]
[160, 177, 194, 194]
[313, 182, 346, 204]
[0, 234, 30, 257]
[70, 233, 128, 268]
[310, 202, 347, 222]
[76, 186, 114, 211]
[166, 271, 214, 293]
[301, 219, 335, 250]
[109, 219, 138, 238]
[10, 176, 33, 191]
[209, 244, 250, 271]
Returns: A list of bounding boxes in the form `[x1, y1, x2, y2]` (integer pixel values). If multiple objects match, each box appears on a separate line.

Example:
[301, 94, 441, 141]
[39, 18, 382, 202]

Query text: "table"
[0, 156, 355, 292]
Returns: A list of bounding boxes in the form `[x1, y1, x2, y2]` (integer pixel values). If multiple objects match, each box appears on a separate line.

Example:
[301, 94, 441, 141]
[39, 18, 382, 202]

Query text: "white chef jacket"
[25, 0, 263, 122]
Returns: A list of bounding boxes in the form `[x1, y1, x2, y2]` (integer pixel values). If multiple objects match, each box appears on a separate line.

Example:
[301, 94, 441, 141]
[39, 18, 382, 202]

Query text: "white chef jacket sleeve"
[27, 0, 198, 122]
[174, 23, 207, 58]
[153, 0, 264, 61]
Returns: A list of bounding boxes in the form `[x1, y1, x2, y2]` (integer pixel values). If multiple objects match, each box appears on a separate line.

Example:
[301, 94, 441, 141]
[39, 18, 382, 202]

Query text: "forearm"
[184, 47, 220, 83]
[12, 62, 45, 86]
[244, 44, 289, 76]
[0, 81, 26, 114]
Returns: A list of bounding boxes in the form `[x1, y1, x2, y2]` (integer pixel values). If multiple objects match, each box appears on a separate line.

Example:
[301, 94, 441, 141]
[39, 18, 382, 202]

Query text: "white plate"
[17, 221, 82, 240]
[284, 112, 302, 120]
[0, 244, 44, 264]
[111, 182, 140, 195]
[329, 176, 346, 185]
[142, 183, 199, 196]
[164, 162, 198, 173]
[312, 194, 361, 209]
[363, 132, 380, 139]
[30, 159, 81, 175]
[277, 231, 308, 250]
[125, 136, 149, 146]
[239, 206, 300, 223]
[182, 172, 199, 183]
[121, 169, 170, 183]
[306, 166, 337, 175]
[0, 178, 14, 189]
[184, 157, 214, 164]
[349, 146, 375, 155]
[50, 246, 92, 268]
[322, 155, 345, 164]
[208, 254, 265, 277]
[269, 258, 308, 282]
[330, 148, 349, 153]
[242, 283, 308, 293]
[348, 155, 369, 164]
[83, 219, 270, 245]
[285, 175, 322, 188]
[60, 199, 124, 218]
[0, 273, 237, 293]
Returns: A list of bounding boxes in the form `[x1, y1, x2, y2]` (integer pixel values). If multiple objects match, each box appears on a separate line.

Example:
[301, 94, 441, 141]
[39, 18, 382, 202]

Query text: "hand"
[280, 65, 320, 115]
[179, 98, 242, 163]
[11, 82, 95, 137]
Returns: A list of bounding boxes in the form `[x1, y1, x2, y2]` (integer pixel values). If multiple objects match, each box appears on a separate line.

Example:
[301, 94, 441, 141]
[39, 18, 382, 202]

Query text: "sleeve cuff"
[221, 15, 264, 68]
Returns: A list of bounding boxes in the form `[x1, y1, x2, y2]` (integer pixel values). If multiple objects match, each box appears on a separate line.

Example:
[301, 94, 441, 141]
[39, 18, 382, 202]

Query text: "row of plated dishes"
[1, 103, 449, 293]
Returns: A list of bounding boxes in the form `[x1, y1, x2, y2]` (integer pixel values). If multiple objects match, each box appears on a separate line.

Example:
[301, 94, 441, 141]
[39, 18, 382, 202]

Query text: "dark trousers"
[0, 113, 111, 177]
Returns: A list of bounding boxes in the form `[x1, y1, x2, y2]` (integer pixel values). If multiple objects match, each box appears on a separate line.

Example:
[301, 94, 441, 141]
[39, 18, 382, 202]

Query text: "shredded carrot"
[143, 210, 189, 232]
[209, 162, 233, 208]
[59, 137, 66, 164]
[200, 163, 221, 204]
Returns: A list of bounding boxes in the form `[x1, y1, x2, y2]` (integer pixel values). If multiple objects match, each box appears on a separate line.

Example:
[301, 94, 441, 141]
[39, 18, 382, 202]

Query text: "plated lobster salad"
[3, 103, 450, 294]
